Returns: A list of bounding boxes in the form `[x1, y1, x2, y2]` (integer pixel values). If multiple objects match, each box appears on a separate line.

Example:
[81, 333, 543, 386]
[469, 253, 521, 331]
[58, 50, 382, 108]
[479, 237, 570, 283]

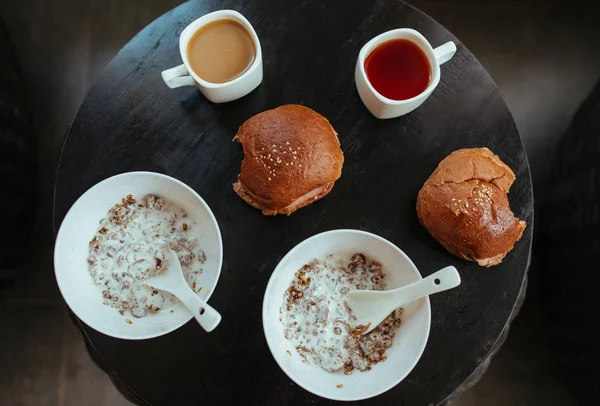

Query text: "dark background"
[1, 0, 599, 405]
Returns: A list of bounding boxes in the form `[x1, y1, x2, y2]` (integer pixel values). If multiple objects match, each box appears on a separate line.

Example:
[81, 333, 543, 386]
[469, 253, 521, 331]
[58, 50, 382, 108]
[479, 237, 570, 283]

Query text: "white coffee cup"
[161, 10, 263, 103]
[355, 28, 456, 119]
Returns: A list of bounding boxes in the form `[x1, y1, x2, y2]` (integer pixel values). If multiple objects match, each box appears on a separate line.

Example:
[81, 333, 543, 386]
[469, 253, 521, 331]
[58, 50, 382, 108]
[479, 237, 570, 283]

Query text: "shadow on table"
[537, 77, 600, 405]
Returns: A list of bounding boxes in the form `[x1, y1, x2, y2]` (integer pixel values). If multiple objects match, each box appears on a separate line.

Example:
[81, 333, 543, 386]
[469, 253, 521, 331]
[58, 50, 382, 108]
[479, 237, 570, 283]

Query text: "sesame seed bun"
[233, 105, 344, 215]
[416, 148, 526, 267]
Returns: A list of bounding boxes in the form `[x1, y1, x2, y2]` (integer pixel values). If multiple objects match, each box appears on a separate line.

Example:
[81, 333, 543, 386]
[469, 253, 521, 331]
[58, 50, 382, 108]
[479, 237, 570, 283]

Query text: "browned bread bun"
[233, 104, 344, 215]
[416, 148, 526, 267]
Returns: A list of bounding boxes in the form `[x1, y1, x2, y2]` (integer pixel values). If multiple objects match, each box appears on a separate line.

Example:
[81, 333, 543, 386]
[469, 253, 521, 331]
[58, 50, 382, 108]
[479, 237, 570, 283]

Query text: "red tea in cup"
[364, 39, 431, 101]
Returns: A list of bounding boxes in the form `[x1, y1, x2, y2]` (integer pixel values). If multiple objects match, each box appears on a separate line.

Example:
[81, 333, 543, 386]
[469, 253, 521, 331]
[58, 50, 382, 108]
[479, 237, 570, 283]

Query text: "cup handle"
[161, 64, 196, 88]
[433, 41, 457, 65]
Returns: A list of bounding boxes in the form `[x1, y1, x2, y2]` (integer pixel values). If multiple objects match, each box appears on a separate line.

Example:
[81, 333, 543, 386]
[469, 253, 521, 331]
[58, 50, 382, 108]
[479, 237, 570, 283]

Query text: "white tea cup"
[161, 10, 263, 103]
[355, 28, 456, 119]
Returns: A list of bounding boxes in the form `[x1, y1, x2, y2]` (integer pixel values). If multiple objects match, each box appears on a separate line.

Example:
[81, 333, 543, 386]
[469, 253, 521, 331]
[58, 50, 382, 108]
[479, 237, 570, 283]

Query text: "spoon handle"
[174, 287, 222, 332]
[391, 266, 461, 307]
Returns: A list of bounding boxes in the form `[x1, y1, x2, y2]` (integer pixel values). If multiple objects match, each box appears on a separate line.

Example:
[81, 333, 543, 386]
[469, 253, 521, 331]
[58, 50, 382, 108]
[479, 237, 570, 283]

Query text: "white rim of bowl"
[262, 229, 432, 401]
[53, 171, 223, 340]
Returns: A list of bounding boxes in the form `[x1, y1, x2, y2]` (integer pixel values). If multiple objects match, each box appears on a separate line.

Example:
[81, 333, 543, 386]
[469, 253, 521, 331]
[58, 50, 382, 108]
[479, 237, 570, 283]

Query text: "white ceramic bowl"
[262, 229, 431, 401]
[54, 172, 223, 340]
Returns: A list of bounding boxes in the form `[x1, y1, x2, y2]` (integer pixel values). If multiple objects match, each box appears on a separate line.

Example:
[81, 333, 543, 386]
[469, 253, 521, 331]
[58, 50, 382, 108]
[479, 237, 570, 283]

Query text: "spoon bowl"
[53, 171, 222, 340]
[263, 229, 431, 401]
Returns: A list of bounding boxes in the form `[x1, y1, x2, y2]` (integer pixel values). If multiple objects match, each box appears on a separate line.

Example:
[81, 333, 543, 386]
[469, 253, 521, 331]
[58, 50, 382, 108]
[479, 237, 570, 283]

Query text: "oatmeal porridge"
[280, 253, 402, 374]
[87, 194, 207, 318]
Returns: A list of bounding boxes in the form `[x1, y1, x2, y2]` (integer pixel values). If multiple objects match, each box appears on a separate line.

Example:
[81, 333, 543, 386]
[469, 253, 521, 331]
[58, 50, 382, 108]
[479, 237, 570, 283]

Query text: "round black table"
[53, 0, 533, 404]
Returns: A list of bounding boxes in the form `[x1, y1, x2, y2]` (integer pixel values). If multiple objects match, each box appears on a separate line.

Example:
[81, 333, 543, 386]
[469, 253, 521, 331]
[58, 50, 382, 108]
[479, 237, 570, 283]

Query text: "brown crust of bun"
[233, 104, 343, 215]
[416, 148, 526, 267]
[233, 180, 335, 216]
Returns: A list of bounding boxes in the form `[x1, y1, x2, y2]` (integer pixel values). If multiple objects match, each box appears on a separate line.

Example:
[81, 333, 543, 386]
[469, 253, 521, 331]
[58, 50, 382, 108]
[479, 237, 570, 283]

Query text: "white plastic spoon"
[344, 266, 461, 335]
[148, 249, 221, 332]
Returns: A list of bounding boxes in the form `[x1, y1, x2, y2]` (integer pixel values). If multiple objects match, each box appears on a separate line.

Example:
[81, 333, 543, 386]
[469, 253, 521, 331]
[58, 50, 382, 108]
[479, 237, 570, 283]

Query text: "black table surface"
[53, 0, 534, 404]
